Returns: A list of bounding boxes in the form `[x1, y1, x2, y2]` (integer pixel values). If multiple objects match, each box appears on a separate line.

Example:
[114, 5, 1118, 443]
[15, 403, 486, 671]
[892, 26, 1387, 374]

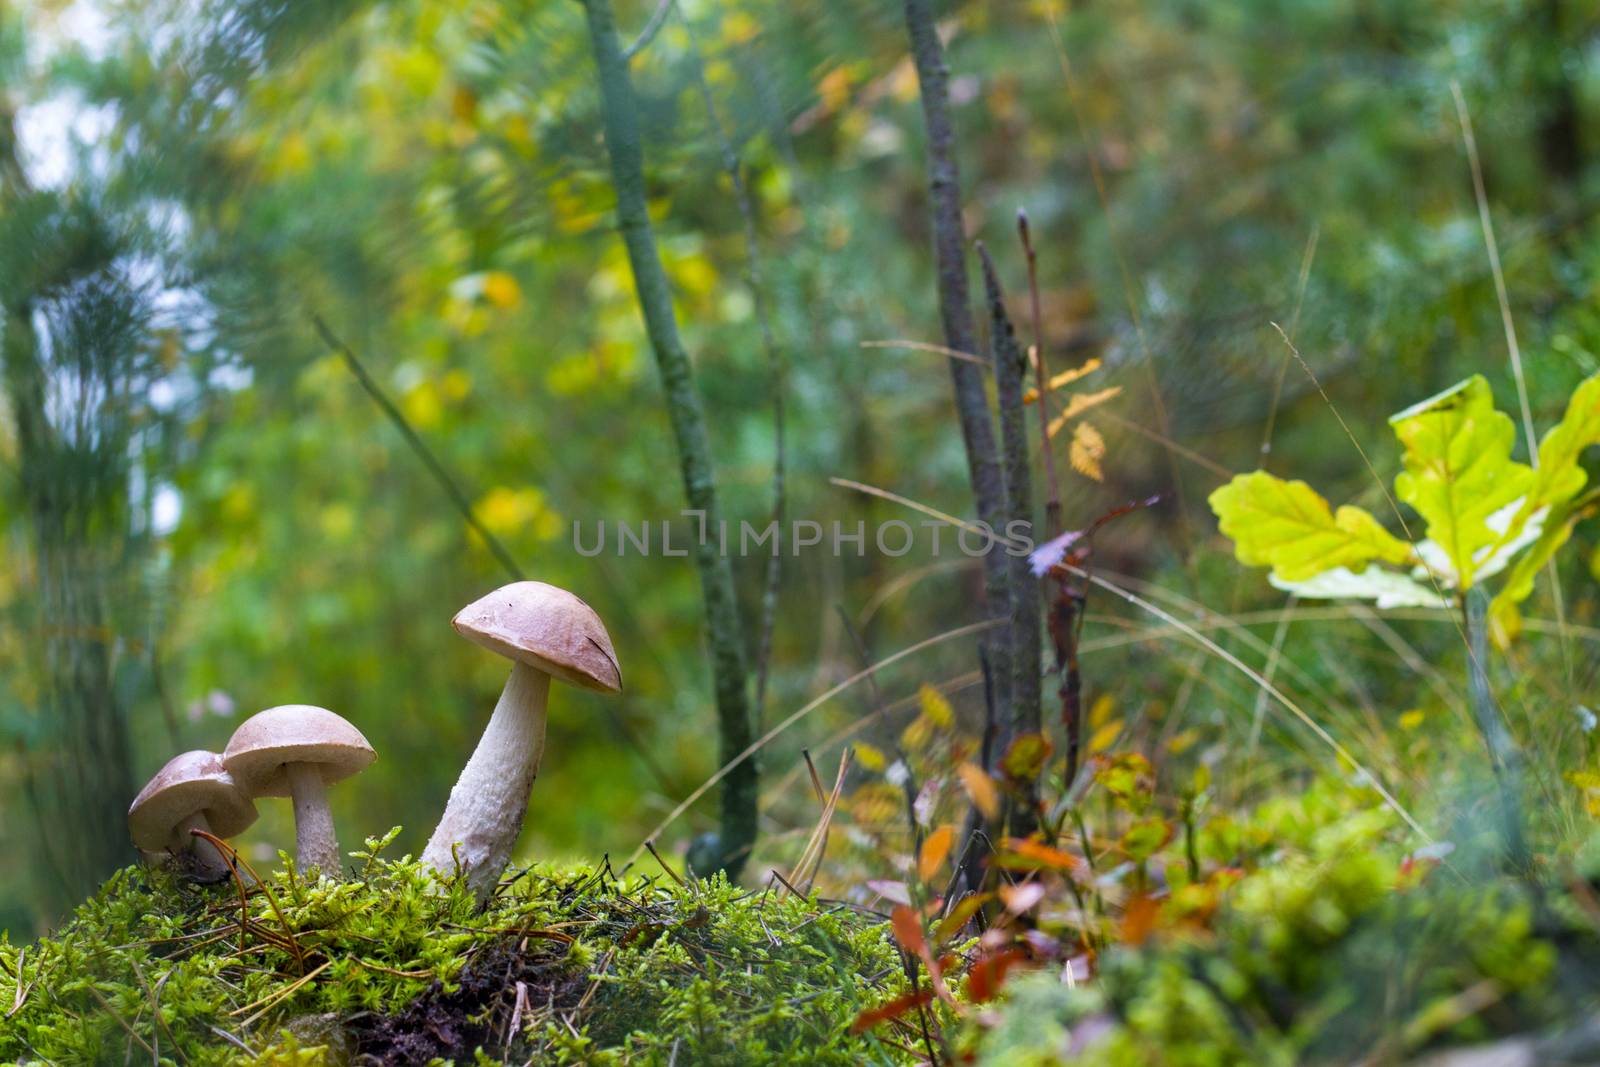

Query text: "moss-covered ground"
[0, 830, 914, 1065]
[9, 796, 1600, 1065]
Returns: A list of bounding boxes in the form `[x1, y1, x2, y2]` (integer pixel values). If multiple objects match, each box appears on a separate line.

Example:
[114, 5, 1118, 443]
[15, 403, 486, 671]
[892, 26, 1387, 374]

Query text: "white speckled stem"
[286, 761, 341, 876]
[177, 811, 229, 878]
[421, 661, 549, 901]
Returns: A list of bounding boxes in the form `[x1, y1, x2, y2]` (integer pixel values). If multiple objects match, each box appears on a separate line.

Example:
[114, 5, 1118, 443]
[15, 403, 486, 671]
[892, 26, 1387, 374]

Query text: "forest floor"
[7, 787, 1600, 1066]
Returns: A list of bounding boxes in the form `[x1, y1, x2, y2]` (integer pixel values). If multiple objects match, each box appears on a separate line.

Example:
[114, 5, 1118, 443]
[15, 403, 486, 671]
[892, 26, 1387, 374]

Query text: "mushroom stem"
[285, 762, 341, 876]
[422, 660, 550, 900]
[177, 811, 230, 879]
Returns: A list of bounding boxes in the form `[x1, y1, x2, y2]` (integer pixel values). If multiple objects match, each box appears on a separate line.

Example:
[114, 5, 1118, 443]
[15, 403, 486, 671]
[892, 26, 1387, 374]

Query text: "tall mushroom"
[422, 581, 620, 900]
[128, 750, 258, 882]
[223, 705, 375, 876]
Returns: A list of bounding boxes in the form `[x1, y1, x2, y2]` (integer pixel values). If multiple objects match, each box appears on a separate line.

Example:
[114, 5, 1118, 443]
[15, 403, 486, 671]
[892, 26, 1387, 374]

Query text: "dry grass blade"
[83, 982, 155, 1058]
[231, 959, 333, 1027]
[191, 828, 307, 974]
[627, 617, 1003, 867]
[7, 948, 27, 1020]
[786, 749, 853, 895]
[859, 339, 989, 366]
[1450, 79, 1573, 685]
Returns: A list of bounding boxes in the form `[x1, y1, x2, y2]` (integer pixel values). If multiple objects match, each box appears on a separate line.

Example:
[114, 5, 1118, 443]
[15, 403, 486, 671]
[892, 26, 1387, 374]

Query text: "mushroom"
[223, 704, 375, 876]
[421, 581, 620, 900]
[128, 750, 258, 882]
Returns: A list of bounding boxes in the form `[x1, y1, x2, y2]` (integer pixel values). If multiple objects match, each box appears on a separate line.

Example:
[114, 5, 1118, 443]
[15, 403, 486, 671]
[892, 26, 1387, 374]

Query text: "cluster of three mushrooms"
[128, 705, 374, 879]
[129, 581, 618, 899]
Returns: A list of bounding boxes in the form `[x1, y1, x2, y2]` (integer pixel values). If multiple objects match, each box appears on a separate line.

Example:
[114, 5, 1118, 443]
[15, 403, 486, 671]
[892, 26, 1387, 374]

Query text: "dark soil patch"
[349, 937, 586, 1065]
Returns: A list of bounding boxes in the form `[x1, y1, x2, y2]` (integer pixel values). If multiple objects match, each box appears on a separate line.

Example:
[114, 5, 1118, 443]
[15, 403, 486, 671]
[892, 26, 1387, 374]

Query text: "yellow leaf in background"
[320, 503, 356, 543]
[476, 485, 551, 536]
[918, 825, 955, 882]
[1168, 729, 1199, 755]
[481, 271, 522, 310]
[817, 66, 853, 112]
[1398, 710, 1426, 731]
[889, 58, 920, 103]
[1208, 470, 1413, 583]
[402, 381, 443, 431]
[919, 684, 954, 729]
[721, 11, 759, 44]
[850, 783, 903, 827]
[853, 742, 887, 773]
[451, 85, 477, 123]
[221, 483, 257, 523]
[272, 130, 311, 177]
[667, 253, 718, 303]
[901, 714, 935, 753]
[957, 763, 1000, 822]
[1069, 421, 1106, 482]
[1061, 386, 1122, 421]
[1001, 733, 1053, 781]
[1025, 358, 1103, 404]
[1088, 719, 1122, 754]
[1089, 693, 1116, 728]
[1046, 388, 1121, 439]
[441, 369, 472, 402]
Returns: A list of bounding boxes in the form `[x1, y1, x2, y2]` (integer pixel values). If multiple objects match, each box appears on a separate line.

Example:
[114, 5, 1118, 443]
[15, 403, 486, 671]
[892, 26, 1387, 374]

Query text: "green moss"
[966, 797, 1600, 1067]
[0, 831, 910, 1065]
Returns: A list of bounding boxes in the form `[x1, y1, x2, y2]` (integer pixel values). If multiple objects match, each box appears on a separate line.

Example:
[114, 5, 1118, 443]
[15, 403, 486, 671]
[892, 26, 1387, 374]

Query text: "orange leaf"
[958, 762, 1001, 822]
[918, 825, 956, 883]
[1121, 893, 1160, 946]
[967, 949, 1028, 1003]
[891, 904, 928, 956]
[995, 837, 1088, 878]
[850, 988, 934, 1033]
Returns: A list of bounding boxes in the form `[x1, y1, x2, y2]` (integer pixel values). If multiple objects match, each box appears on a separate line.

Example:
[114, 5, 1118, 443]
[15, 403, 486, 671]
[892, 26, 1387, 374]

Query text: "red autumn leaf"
[890, 904, 927, 955]
[967, 948, 1028, 1003]
[850, 988, 935, 1033]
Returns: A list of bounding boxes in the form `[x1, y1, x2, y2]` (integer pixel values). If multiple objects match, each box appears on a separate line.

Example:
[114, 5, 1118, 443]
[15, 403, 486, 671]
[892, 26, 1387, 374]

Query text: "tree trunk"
[581, 0, 757, 878]
[979, 245, 1041, 839]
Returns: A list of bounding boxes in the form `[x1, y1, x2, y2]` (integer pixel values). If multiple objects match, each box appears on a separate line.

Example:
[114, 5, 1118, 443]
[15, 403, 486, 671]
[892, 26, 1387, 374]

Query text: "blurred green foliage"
[1, 0, 1597, 948]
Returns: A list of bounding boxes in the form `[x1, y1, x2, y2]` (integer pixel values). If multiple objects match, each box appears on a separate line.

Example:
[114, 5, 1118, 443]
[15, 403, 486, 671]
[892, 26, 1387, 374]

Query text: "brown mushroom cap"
[452, 581, 621, 692]
[223, 705, 376, 797]
[128, 750, 258, 852]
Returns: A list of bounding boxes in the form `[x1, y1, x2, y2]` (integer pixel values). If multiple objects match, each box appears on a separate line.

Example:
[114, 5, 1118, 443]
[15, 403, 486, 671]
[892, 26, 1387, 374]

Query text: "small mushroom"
[421, 581, 620, 900]
[128, 750, 258, 882]
[223, 705, 375, 876]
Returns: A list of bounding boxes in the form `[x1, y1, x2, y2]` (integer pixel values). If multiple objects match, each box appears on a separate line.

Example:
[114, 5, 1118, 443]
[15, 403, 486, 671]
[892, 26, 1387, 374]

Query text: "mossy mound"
[0, 831, 911, 1065]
